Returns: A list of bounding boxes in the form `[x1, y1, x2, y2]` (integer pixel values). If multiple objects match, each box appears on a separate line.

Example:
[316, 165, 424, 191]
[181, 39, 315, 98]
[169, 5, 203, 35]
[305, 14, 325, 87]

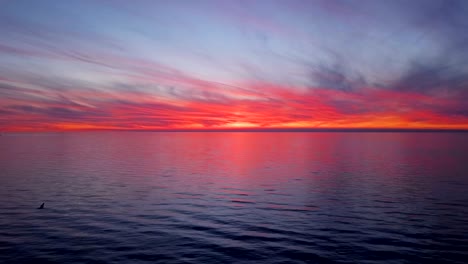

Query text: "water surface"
[1, 132, 467, 263]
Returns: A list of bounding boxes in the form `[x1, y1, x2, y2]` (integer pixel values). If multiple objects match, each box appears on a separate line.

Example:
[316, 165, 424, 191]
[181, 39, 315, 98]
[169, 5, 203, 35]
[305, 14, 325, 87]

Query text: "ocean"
[1, 132, 467, 263]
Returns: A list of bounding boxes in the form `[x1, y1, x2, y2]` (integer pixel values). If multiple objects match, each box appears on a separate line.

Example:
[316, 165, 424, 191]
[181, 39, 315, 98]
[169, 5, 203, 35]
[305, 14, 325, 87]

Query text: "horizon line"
[3, 128, 468, 133]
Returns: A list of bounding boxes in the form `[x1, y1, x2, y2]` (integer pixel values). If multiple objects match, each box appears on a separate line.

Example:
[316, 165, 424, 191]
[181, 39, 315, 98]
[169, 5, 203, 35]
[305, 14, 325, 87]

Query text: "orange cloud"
[1, 78, 467, 132]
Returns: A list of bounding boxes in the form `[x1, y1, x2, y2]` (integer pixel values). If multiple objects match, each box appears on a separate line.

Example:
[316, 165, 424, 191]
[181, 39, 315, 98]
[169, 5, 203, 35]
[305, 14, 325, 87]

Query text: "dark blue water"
[1, 132, 468, 263]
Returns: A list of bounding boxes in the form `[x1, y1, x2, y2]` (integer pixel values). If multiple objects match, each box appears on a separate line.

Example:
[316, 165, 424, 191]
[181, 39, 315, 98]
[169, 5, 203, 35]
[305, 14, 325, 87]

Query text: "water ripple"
[1, 132, 468, 263]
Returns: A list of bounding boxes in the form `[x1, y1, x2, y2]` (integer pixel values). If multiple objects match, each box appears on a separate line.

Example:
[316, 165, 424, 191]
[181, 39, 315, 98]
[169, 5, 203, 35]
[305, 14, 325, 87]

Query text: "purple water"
[1, 132, 467, 263]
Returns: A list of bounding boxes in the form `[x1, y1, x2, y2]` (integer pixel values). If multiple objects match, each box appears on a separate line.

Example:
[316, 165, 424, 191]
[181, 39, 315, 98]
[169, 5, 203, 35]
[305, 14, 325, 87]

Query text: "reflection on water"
[1, 132, 468, 263]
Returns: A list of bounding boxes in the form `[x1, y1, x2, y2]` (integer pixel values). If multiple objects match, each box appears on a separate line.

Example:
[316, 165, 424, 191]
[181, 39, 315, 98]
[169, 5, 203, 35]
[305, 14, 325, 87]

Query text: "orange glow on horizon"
[2, 119, 468, 132]
[1, 81, 467, 132]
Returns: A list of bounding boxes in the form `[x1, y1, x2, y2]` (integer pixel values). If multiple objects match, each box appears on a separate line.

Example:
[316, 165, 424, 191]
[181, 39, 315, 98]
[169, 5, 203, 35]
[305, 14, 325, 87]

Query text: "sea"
[1, 132, 467, 263]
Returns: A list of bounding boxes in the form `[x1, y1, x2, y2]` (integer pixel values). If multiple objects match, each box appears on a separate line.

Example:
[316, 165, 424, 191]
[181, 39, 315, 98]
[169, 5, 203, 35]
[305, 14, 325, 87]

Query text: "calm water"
[1, 132, 468, 264]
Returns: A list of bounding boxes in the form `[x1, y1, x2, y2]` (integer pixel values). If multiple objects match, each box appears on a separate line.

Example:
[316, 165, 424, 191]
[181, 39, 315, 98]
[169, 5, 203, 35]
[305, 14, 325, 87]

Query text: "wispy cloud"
[0, 0, 467, 131]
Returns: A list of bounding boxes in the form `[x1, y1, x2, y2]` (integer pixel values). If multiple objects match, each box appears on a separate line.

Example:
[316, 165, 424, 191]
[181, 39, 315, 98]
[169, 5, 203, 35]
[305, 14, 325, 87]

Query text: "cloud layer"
[1, 0, 467, 131]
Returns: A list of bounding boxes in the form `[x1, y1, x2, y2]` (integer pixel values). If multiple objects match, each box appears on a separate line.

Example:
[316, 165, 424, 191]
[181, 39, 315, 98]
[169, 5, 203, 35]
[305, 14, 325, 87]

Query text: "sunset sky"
[1, 0, 468, 131]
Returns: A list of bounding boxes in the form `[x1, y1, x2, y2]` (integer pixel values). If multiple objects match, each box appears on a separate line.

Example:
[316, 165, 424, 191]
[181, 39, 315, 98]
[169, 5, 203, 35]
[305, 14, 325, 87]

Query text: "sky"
[1, 0, 468, 131]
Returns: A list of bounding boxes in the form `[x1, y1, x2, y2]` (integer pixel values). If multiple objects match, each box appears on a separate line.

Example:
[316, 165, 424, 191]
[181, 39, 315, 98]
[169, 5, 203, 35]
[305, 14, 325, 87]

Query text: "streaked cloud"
[0, 0, 467, 131]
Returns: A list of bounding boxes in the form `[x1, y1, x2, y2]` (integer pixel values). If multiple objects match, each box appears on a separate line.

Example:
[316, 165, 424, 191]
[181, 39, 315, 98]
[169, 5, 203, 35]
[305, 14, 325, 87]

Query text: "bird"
[38, 203, 45, 209]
